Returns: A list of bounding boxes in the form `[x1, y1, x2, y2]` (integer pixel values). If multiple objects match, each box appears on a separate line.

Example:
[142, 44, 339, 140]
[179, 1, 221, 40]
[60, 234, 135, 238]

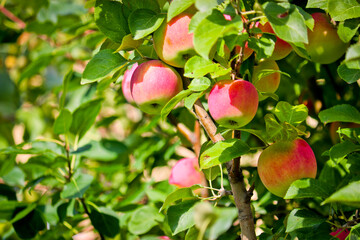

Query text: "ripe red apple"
[169, 157, 205, 188]
[208, 79, 259, 129]
[153, 12, 196, 68]
[122, 62, 138, 104]
[303, 13, 347, 64]
[130, 60, 183, 114]
[330, 228, 350, 240]
[257, 138, 317, 197]
[258, 21, 292, 60]
[252, 60, 280, 100]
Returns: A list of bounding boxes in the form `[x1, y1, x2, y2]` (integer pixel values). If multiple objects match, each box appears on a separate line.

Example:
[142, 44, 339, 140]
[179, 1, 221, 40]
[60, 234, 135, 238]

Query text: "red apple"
[258, 21, 292, 61]
[169, 157, 205, 188]
[252, 60, 280, 100]
[122, 62, 138, 104]
[304, 13, 347, 64]
[208, 79, 259, 129]
[153, 12, 196, 68]
[130, 60, 183, 114]
[257, 138, 317, 197]
[330, 228, 350, 240]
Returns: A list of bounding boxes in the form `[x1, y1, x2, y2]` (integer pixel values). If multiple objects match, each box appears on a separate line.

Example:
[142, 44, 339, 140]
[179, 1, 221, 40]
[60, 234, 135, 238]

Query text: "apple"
[257, 138, 317, 197]
[304, 13, 347, 64]
[235, 41, 254, 61]
[208, 79, 258, 129]
[130, 60, 183, 114]
[330, 228, 350, 240]
[122, 62, 138, 104]
[169, 157, 205, 188]
[252, 60, 280, 100]
[153, 12, 196, 68]
[258, 21, 292, 61]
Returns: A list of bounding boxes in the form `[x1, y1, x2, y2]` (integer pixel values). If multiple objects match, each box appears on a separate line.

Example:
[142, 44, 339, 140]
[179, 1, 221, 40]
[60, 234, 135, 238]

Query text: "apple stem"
[0, 5, 26, 29]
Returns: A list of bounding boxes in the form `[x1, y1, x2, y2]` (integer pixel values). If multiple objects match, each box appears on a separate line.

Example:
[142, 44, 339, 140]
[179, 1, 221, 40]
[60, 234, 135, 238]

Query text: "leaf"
[195, 0, 222, 12]
[223, 33, 249, 52]
[129, 9, 165, 40]
[184, 56, 230, 78]
[60, 69, 72, 110]
[189, 10, 212, 33]
[306, 0, 328, 11]
[12, 208, 46, 239]
[329, 140, 360, 163]
[184, 92, 205, 110]
[122, 0, 160, 13]
[0, 201, 18, 220]
[70, 98, 103, 140]
[194, 10, 242, 59]
[128, 205, 164, 235]
[187, 77, 211, 91]
[82, 49, 127, 84]
[328, 0, 360, 21]
[61, 174, 94, 199]
[167, 0, 195, 21]
[274, 101, 308, 125]
[263, 2, 308, 44]
[286, 208, 326, 233]
[89, 206, 120, 238]
[200, 139, 250, 169]
[53, 109, 72, 135]
[345, 43, 360, 62]
[264, 114, 299, 142]
[284, 178, 332, 200]
[116, 34, 144, 51]
[160, 186, 199, 212]
[10, 203, 37, 224]
[94, 0, 129, 43]
[160, 89, 192, 120]
[322, 181, 360, 207]
[18, 55, 52, 83]
[167, 199, 197, 235]
[319, 104, 360, 124]
[338, 60, 360, 84]
[208, 207, 238, 239]
[248, 33, 276, 60]
[337, 18, 360, 43]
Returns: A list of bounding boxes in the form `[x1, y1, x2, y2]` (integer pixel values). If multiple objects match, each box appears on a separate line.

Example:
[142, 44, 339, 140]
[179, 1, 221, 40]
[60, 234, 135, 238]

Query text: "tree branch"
[0, 5, 26, 29]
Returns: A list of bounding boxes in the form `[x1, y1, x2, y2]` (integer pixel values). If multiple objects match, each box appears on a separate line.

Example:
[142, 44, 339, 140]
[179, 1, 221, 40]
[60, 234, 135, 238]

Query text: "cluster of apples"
[121, 10, 347, 197]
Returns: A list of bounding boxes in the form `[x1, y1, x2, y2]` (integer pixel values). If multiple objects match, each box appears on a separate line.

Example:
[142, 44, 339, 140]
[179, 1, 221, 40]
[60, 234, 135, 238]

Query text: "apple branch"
[0, 5, 26, 29]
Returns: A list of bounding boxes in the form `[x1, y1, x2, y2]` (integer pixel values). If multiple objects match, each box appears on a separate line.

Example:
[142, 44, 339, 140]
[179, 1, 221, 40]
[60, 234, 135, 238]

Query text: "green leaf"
[160, 186, 199, 212]
[10, 203, 37, 224]
[70, 98, 103, 140]
[12, 208, 46, 239]
[306, 0, 328, 11]
[194, 10, 242, 59]
[338, 60, 360, 84]
[329, 140, 360, 163]
[129, 9, 165, 40]
[248, 33, 276, 60]
[18, 55, 52, 83]
[195, 0, 221, 12]
[89, 205, 120, 238]
[200, 139, 250, 169]
[128, 205, 164, 235]
[94, 0, 129, 43]
[122, 0, 160, 13]
[319, 104, 360, 124]
[345, 43, 360, 62]
[53, 109, 72, 135]
[82, 49, 127, 84]
[263, 2, 308, 44]
[349, 223, 360, 239]
[160, 89, 192, 120]
[0, 201, 19, 220]
[338, 18, 360, 43]
[284, 178, 332, 200]
[322, 180, 360, 207]
[286, 208, 326, 233]
[167, 199, 197, 235]
[167, 0, 195, 21]
[328, 0, 360, 21]
[61, 174, 94, 199]
[184, 56, 230, 78]
[189, 10, 212, 33]
[274, 101, 308, 125]
[116, 34, 144, 51]
[184, 92, 205, 110]
[60, 69, 72, 110]
[264, 114, 299, 142]
[223, 33, 249, 52]
[187, 77, 211, 91]
[208, 207, 238, 239]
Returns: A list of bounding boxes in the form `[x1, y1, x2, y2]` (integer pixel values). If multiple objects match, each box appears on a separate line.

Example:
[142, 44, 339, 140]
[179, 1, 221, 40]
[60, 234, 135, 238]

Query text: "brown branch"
[0, 5, 26, 29]
[168, 113, 197, 147]
[194, 121, 201, 157]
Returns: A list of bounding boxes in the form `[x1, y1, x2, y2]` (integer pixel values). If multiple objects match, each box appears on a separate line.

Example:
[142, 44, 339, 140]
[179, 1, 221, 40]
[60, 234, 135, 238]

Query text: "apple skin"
[304, 13, 347, 64]
[169, 157, 205, 188]
[130, 60, 183, 114]
[330, 228, 350, 240]
[122, 62, 138, 104]
[208, 79, 259, 129]
[153, 12, 196, 68]
[252, 60, 280, 100]
[257, 138, 317, 198]
[258, 22, 292, 61]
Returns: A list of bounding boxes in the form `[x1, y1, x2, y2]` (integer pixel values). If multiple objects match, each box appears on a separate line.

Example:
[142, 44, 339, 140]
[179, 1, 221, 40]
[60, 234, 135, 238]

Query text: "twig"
[0, 5, 25, 29]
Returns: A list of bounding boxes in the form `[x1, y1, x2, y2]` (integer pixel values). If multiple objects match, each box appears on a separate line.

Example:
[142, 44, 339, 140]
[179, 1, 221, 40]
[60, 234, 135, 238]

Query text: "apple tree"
[0, 0, 360, 239]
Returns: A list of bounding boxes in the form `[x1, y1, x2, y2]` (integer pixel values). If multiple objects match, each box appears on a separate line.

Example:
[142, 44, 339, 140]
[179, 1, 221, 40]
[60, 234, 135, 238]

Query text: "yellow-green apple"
[208, 79, 259, 129]
[153, 12, 196, 68]
[169, 157, 205, 188]
[258, 21, 292, 60]
[252, 60, 280, 100]
[257, 138, 317, 197]
[304, 12, 347, 64]
[122, 62, 138, 104]
[130, 60, 183, 114]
